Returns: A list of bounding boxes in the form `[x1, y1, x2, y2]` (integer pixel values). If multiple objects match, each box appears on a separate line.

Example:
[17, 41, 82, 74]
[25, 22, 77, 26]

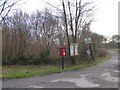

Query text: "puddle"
[29, 85, 44, 88]
[73, 74, 91, 78]
[114, 70, 120, 73]
[80, 74, 92, 77]
[101, 72, 118, 82]
[50, 77, 99, 88]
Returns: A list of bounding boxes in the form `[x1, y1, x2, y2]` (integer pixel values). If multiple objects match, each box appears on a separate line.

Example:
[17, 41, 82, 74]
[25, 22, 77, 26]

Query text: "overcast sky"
[18, 0, 119, 37]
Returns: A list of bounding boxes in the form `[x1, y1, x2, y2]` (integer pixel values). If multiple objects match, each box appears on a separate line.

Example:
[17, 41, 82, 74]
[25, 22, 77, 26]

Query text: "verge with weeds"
[2, 53, 111, 79]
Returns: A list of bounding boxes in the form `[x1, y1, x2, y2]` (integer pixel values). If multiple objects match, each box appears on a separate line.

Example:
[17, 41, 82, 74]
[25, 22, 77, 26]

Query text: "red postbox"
[59, 47, 66, 57]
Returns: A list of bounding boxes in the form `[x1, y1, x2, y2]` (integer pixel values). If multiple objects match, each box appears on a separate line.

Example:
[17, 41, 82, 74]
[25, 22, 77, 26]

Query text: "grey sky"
[18, 0, 119, 37]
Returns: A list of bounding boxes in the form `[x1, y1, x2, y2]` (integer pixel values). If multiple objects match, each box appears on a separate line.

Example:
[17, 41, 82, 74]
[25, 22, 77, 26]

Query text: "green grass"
[111, 48, 120, 52]
[118, 48, 120, 53]
[2, 54, 111, 79]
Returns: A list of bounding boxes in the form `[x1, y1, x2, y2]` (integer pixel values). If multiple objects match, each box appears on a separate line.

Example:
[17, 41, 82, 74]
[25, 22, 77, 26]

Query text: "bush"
[97, 48, 107, 57]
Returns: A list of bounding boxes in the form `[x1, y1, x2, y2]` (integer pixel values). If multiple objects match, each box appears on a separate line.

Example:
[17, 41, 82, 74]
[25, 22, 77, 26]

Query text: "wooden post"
[61, 56, 64, 69]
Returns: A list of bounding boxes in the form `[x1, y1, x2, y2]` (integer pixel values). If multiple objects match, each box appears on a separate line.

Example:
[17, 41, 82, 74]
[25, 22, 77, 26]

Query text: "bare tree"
[46, 0, 95, 64]
[2, 11, 31, 65]
[29, 9, 59, 64]
[61, 0, 95, 64]
[0, 0, 20, 22]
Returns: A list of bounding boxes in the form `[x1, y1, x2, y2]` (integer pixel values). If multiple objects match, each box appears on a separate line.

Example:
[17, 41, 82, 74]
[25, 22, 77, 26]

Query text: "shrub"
[97, 48, 107, 57]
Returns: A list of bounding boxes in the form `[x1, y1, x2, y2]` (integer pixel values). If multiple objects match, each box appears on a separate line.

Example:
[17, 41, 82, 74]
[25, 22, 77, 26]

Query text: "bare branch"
[46, 2, 63, 12]
[0, 0, 21, 22]
[0, 1, 6, 15]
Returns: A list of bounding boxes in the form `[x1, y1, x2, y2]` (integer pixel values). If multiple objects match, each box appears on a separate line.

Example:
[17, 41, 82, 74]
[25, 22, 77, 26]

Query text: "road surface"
[2, 50, 119, 88]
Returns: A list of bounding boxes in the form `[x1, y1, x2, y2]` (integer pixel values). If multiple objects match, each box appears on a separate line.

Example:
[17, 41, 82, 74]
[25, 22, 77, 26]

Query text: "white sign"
[70, 43, 79, 56]
[63, 52, 66, 56]
[85, 38, 92, 44]
[75, 45, 78, 55]
[70, 46, 74, 56]
[86, 49, 91, 55]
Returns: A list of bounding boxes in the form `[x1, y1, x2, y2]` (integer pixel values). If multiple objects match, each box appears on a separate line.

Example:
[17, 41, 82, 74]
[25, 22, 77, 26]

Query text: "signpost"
[59, 47, 66, 69]
[84, 37, 94, 61]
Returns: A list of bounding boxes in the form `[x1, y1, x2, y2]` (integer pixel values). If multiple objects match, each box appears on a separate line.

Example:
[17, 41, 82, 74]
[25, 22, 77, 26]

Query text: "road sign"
[86, 49, 91, 55]
[85, 38, 92, 44]
[59, 47, 66, 57]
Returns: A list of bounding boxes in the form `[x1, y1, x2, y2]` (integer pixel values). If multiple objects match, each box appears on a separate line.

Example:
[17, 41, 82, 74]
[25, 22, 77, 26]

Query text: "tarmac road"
[1, 50, 119, 88]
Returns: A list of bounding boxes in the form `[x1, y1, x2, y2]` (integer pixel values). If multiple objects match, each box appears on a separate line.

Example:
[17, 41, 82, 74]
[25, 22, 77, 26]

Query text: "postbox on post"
[59, 48, 66, 57]
[59, 47, 66, 69]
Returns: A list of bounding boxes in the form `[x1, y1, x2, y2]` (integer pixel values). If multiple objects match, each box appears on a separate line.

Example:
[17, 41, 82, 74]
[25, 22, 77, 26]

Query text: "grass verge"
[111, 48, 120, 53]
[2, 53, 111, 79]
